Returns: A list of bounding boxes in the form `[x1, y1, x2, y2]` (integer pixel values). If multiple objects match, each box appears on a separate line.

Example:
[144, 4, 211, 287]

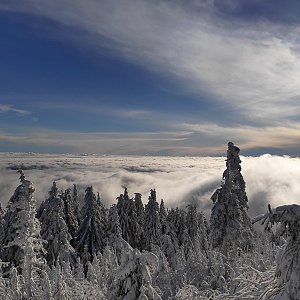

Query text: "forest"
[0, 142, 298, 300]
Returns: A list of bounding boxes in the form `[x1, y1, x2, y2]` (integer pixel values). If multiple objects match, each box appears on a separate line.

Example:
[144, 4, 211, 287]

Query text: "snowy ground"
[0, 153, 300, 217]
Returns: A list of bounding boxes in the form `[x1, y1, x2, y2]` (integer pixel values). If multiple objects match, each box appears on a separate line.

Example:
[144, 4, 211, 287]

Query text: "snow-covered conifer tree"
[107, 204, 122, 243]
[144, 189, 161, 250]
[61, 188, 79, 244]
[210, 142, 254, 254]
[72, 184, 80, 223]
[165, 208, 180, 248]
[186, 205, 208, 255]
[0, 204, 4, 250]
[75, 186, 106, 270]
[161, 208, 185, 268]
[39, 182, 76, 267]
[117, 188, 142, 249]
[2, 171, 47, 298]
[134, 193, 145, 227]
[108, 239, 162, 300]
[126, 195, 143, 249]
[9, 267, 22, 299]
[117, 191, 128, 240]
[37, 181, 58, 219]
[51, 262, 68, 300]
[2, 171, 45, 266]
[254, 204, 300, 300]
[158, 200, 181, 270]
[97, 192, 108, 235]
[90, 247, 118, 296]
[74, 258, 85, 281]
[159, 200, 167, 235]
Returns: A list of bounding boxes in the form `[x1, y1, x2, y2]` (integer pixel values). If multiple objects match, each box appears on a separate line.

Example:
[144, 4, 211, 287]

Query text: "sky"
[1, 0, 300, 155]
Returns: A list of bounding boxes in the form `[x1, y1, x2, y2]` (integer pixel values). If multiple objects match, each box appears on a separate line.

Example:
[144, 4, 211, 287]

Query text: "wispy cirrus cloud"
[1, 0, 300, 124]
[0, 128, 190, 155]
[0, 104, 31, 116]
[31, 101, 152, 120]
[2, 121, 300, 156]
[180, 121, 300, 153]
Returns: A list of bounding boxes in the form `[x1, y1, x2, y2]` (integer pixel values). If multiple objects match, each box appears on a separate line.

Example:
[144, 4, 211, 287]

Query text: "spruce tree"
[159, 200, 180, 270]
[186, 205, 208, 255]
[37, 181, 58, 219]
[2, 171, 47, 298]
[108, 240, 162, 300]
[117, 188, 142, 249]
[134, 192, 144, 227]
[126, 195, 142, 249]
[254, 204, 300, 300]
[0, 204, 4, 251]
[2, 171, 45, 269]
[117, 191, 128, 242]
[97, 192, 108, 234]
[210, 142, 254, 254]
[72, 184, 80, 223]
[144, 189, 161, 250]
[39, 182, 75, 267]
[107, 204, 122, 242]
[75, 186, 106, 270]
[165, 208, 180, 248]
[160, 199, 167, 235]
[61, 188, 79, 244]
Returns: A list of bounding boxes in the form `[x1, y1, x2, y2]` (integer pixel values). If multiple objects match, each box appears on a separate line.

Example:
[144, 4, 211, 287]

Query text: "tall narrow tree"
[144, 189, 161, 250]
[72, 184, 80, 223]
[117, 188, 142, 248]
[2, 171, 47, 298]
[61, 188, 79, 244]
[39, 183, 75, 267]
[134, 193, 144, 227]
[186, 205, 208, 255]
[37, 181, 58, 219]
[75, 186, 106, 270]
[210, 142, 254, 254]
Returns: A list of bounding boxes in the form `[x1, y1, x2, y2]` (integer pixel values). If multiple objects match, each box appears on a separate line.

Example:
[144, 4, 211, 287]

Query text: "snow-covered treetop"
[226, 141, 241, 171]
[210, 142, 253, 253]
[254, 204, 300, 240]
[18, 169, 26, 183]
[17, 170, 34, 193]
[49, 181, 58, 198]
[150, 188, 156, 201]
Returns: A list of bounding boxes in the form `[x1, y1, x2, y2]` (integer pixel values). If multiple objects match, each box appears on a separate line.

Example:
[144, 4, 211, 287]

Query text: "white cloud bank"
[1, 153, 300, 218]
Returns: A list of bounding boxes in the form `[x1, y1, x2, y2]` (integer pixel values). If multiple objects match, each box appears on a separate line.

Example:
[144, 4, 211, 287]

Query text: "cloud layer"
[1, 153, 300, 219]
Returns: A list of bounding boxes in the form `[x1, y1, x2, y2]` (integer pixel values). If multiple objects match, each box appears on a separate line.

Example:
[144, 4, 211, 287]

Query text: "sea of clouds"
[0, 153, 299, 218]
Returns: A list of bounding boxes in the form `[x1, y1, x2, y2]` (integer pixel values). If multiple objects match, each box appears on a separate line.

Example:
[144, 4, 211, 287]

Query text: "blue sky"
[1, 0, 300, 155]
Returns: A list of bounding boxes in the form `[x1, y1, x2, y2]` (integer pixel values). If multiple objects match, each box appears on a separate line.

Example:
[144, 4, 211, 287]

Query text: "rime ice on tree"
[39, 182, 76, 267]
[2, 171, 45, 268]
[1, 171, 47, 298]
[76, 186, 106, 271]
[61, 188, 79, 245]
[144, 189, 161, 250]
[117, 188, 143, 249]
[210, 142, 253, 254]
[254, 204, 300, 300]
